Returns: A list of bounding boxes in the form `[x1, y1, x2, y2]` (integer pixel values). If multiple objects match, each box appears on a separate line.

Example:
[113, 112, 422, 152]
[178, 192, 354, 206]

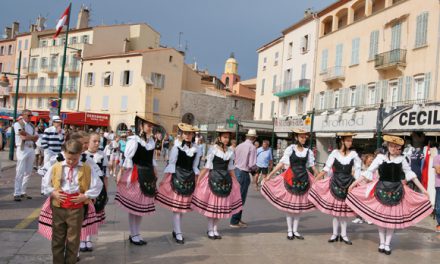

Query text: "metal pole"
[235, 121, 239, 144]
[9, 51, 22, 161]
[57, 3, 72, 115]
[271, 116, 275, 148]
[308, 108, 315, 149]
[376, 99, 384, 149]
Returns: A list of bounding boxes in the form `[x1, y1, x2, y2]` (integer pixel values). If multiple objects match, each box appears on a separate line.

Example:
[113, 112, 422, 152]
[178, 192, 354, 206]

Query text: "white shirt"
[38, 151, 103, 177]
[164, 143, 201, 175]
[323, 149, 362, 179]
[364, 154, 416, 182]
[123, 135, 157, 169]
[42, 159, 103, 198]
[85, 150, 109, 177]
[279, 144, 315, 168]
[204, 145, 235, 171]
[13, 121, 36, 147]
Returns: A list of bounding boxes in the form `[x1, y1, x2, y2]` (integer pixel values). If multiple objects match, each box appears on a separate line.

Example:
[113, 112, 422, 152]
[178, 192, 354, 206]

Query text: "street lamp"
[0, 50, 22, 160]
[271, 113, 276, 149]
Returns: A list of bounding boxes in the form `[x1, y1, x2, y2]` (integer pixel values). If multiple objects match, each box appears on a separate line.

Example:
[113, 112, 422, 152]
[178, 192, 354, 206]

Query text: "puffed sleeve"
[402, 157, 417, 181]
[192, 148, 202, 175]
[228, 152, 235, 171]
[323, 150, 337, 172]
[352, 152, 362, 179]
[364, 155, 383, 181]
[306, 149, 316, 168]
[279, 145, 293, 165]
[87, 157, 103, 177]
[42, 166, 55, 195]
[164, 146, 178, 173]
[102, 154, 109, 177]
[84, 164, 103, 199]
[204, 148, 215, 170]
[122, 138, 138, 169]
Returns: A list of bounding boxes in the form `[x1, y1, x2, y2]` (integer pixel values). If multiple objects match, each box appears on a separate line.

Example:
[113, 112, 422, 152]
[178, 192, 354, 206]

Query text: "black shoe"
[214, 234, 222, 240]
[328, 235, 339, 243]
[384, 246, 392, 255]
[128, 235, 144, 246]
[174, 233, 184, 244]
[21, 194, 32, 200]
[77, 256, 80, 262]
[378, 248, 385, 253]
[293, 232, 304, 240]
[340, 236, 352, 245]
[13, 196, 22, 202]
[172, 231, 176, 239]
[287, 232, 294, 240]
[207, 231, 216, 240]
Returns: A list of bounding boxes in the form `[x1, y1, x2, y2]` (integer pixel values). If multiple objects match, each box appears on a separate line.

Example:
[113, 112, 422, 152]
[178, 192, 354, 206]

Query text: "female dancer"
[114, 116, 157, 246]
[156, 123, 201, 244]
[261, 129, 317, 240]
[82, 132, 109, 251]
[347, 135, 432, 255]
[308, 132, 361, 245]
[191, 128, 242, 239]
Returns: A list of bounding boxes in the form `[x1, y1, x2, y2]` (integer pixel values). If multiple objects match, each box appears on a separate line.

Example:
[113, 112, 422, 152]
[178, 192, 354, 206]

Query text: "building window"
[70, 36, 77, 44]
[22, 58, 27, 69]
[288, 42, 293, 59]
[263, 57, 267, 64]
[261, 79, 265, 95]
[18, 40, 22, 51]
[39, 40, 48, 48]
[233, 99, 238, 109]
[40, 57, 48, 69]
[24, 39, 29, 50]
[414, 76, 425, 100]
[301, 35, 309, 53]
[252, 103, 255, 112]
[334, 90, 340, 108]
[369, 30, 379, 60]
[225, 77, 230, 88]
[318, 92, 324, 110]
[272, 75, 277, 92]
[351, 38, 360, 65]
[350, 86, 356, 106]
[274, 52, 279, 66]
[301, 64, 307, 80]
[321, 49, 328, 73]
[8, 45, 13, 55]
[86, 72, 95, 86]
[153, 98, 159, 113]
[0, 46, 4, 55]
[270, 101, 275, 117]
[103, 72, 113, 86]
[68, 99, 76, 110]
[102, 96, 109, 111]
[368, 85, 376, 105]
[121, 96, 128, 111]
[122, 70, 133, 86]
[82, 35, 89, 44]
[389, 81, 399, 105]
[85, 96, 91, 110]
[37, 98, 44, 109]
[259, 103, 263, 119]
[0, 63, 2, 72]
[169, 56, 173, 63]
[415, 12, 429, 48]
[151, 72, 165, 89]
[391, 22, 402, 50]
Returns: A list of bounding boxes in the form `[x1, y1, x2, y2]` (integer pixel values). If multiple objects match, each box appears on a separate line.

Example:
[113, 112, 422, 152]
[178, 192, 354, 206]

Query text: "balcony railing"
[322, 66, 345, 82]
[375, 49, 406, 70]
[65, 63, 80, 73]
[28, 67, 38, 75]
[274, 79, 311, 98]
[0, 86, 10, 96]
[12, 85, 78, 94]
[41, 65, 58, 74]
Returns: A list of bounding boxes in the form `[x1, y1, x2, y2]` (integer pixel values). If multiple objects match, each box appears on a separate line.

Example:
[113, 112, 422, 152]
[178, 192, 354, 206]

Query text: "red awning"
[63, 112, 110, 127]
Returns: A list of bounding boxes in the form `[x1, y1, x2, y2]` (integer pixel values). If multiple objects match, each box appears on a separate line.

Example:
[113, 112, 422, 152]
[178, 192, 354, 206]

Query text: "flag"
[53, 5, 71, 39]
[421, 144, 430, 189]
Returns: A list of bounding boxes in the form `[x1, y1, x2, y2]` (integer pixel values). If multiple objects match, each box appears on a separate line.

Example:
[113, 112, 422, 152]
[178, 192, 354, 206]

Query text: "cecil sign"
[383, 104, 440, 132]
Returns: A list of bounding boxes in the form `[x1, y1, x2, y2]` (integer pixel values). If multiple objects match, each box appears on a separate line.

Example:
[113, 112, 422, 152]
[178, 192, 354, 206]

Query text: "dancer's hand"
[71, 193, 89, 204]
[423, 190, 430, 199]
[348, 182, 358, 193]
[51, 190, 67, 203]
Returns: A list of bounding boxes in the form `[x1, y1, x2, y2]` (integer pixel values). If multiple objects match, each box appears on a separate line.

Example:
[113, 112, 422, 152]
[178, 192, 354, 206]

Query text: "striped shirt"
[41, 126, 65, 154]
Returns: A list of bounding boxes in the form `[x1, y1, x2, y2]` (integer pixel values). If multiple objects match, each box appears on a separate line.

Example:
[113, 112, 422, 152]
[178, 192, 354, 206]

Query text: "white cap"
[52, 115, 62, 122]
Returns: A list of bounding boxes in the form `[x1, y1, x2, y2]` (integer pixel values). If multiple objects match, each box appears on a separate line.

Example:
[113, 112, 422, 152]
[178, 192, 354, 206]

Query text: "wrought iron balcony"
[41, 64, 58, 75]
[274, 79, 311, 98]
[375, 49, 406, 70]
[321, 66, 345, 83]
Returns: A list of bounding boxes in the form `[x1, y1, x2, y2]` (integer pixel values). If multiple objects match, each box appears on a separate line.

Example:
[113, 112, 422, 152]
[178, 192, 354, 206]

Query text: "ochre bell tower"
[221, 52, 240, 90]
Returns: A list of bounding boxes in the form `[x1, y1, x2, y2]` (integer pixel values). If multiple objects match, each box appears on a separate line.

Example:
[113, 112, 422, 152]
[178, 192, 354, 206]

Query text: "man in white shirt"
[13, 109, 39, 201]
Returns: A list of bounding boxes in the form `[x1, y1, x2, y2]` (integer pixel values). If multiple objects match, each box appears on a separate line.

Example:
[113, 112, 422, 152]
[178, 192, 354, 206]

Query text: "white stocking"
[293, 214, 300, 235]
[331, 217, 339, 238]
[207, 218, 215, 236]
[340, 217, 348, 238]
[385, 228, 394, 250]
[213, 218, 220, 236]
[134, 215, 143, 240]
[286, 214, 293, 233]
[378, 227, 385, 249]
[173, 213, 183, 240]
[128, 213, 139, 242]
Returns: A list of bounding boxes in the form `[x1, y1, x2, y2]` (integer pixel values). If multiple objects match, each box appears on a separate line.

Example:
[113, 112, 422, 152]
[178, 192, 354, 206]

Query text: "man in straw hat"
[230, 129, 258, 228]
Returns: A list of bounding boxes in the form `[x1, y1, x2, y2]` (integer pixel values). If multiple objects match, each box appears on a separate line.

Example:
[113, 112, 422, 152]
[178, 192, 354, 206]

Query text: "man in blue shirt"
[255, 140, 273, 190]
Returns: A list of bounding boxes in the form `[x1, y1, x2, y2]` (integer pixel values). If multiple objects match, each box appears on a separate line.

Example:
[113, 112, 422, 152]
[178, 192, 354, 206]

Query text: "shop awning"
[315, 133, 335, 138]
[353, 132, 374, 139]
[315, 132, 375, 138]
[63, 112, 110, 127]
[276, 133, 289, 138]
[425, 132, 440, 136]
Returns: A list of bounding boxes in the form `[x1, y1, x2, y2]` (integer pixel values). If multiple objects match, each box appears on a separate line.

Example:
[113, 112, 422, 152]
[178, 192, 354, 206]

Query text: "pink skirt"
[261, 171, 315, 214]
[308, 177, 356, 217]
[191, 173, 242, 218]
[346, 180, 433, 229]
[156, 173, 193, 213]
[95, 209, 105, 226]
[114, 169, 156, 216]
[38, 197, 99, 241]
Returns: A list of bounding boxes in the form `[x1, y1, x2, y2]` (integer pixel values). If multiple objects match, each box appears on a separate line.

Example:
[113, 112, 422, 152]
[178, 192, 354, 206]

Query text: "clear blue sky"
[1, 0, 335, 79]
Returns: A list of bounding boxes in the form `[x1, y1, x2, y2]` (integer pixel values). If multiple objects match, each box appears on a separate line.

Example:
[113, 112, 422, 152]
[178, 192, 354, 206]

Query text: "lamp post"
[308, 108, 315, 149]
[376, 99, 384, 149]
[0, 51, 22, 160]
[271, 113, 276, 149]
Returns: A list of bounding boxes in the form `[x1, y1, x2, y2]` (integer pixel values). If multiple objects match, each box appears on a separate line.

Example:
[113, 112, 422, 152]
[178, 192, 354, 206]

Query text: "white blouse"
[204, 146, 235, 171]
[123, 135, 157, 169]
[84, 150, 109, 177]
[38, 151, 103, 178]
[323, 149, 362, 179]
[279, 144, 315, 168]
[164, 143, 201, 175]
[364, 154, 416, 182]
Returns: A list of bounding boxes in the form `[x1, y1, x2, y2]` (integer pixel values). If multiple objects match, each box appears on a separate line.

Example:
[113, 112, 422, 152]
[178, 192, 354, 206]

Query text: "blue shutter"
[424, 72, 431, 99]
[369, 31, 379, 60]
[391, 23, 401, 50]
[421, 12, 429, 46]
[335, 44, 343, 67]
[397, 77, 403, 102]
[415, 14, 423, 47]
[321, 49, 328, 73]
[351, 38, 360, 65]
[301, 64, 307, 79]
[405, 76, 412, 100]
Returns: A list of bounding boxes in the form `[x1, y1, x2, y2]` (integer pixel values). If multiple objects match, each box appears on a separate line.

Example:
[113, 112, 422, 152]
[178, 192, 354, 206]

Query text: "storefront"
[313, 110, 378, 167]
[381, 103, 440, 204]
[274, 116, 311, 160]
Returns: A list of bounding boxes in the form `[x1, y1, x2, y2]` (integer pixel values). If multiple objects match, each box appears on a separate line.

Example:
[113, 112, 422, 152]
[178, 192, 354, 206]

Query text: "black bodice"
[378, 162, 405, 182]
[132, 142, 154, 167]
[176, 148, 196, 170]
[333, 159, 354, 174]
[289, 149, 308, 169]
[212, 155, 229, 171]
